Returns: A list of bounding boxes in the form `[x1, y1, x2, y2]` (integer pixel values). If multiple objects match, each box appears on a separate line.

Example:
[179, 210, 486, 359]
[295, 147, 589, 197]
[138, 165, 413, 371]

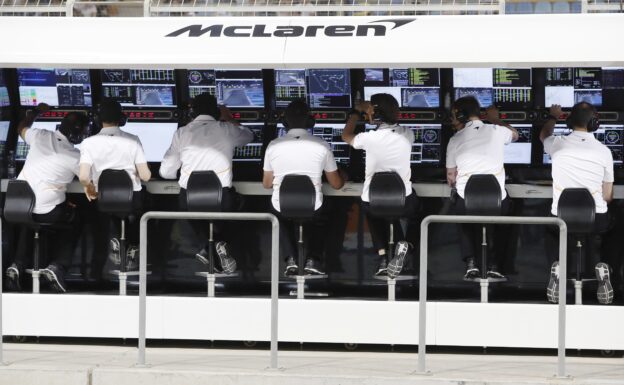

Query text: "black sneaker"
[284, 256, 298, 276]
[5, 263, 22, 292]
[596, 262, 614, 305]
[304, 259, 325, 275]
[109, 238, 121, 265]
[547, 261, 560, 304]
[41, 264, 67, 293]
[126, 245, 139, 271]
[375, 257, 388, 277]
[388, 241, 410, 279]
[464, 258, 480, 280]
[195, 248, 223, 273]
[215, 242, 237, 274]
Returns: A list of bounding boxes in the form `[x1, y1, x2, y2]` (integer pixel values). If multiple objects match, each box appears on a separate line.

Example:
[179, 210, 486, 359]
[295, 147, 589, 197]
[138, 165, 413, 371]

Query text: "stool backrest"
[98, 169, 134, 215]
[186, 171, 223, 212]
[3, 180, 36, 226]
[369, 172, 406, 219]
[464, 174, 502, 216]
[279, 174, 316, 220]
[557, 188, 595, 234]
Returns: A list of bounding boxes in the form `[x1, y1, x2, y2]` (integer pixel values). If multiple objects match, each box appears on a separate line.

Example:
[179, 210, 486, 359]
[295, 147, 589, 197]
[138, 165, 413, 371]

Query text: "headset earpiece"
[453, 108, 469, 124]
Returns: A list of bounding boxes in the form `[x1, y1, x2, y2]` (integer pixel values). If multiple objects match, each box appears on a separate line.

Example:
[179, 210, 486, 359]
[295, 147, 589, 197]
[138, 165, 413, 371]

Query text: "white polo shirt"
[79, 126, 147, 192]
[352, 123, 414, 202]
[446, 120, 513, 200]
[17, 129, 80, 214]
[263, 128, 338, 212]
[159, 115, 254, 189]
[544, 131, 614, 215]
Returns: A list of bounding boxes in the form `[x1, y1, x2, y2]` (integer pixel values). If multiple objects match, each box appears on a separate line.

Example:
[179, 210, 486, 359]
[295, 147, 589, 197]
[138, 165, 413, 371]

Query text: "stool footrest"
[284, 274, 328, 280]
[373, 275, 418, 282]
[568, 278, 596, 283]
[110, 270, 151, 277]
[195, 272, 239, 278]
[463, 277, 507, 283]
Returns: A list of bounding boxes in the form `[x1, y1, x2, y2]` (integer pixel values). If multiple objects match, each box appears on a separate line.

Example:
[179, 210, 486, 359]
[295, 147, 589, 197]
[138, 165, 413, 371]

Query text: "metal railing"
[138, 211, 280, 369]
[416, 215, 569, 378]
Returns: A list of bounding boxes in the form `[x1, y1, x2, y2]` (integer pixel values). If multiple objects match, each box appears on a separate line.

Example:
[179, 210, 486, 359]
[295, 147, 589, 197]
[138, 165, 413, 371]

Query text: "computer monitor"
[277, 123, 350, 165]
[274, 69, 351, 109]
[17, 68, 92, 107]
[453, 68, 532, 108]
[119, 122, 178, 162]
[0, 71, 10, 107]
[364, 123, 442, 165]
[234, 123, 264, 162]
[0, 121, 10, 155]
[16, 121, 60, 161]
[188, 69, 265, 108]
[505, 124, 532, 165]
[545, 68, 603, 108]
[101, 69, 176, 107]
[594, 124, 624, 165]
[363, 68, 441, 108]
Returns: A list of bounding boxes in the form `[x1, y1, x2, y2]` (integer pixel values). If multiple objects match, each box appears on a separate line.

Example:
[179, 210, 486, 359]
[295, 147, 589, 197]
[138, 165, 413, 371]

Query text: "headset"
[92, 102, 127, 131]
[566, 103, 600, 132]
[281, 112, 316, 130]
[57, 112, 90, 145]
[452, 106, 470, 125]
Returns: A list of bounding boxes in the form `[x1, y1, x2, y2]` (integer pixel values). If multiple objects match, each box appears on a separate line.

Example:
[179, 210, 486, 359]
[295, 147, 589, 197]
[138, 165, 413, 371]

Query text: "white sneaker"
[596, 262, 614, 305]
[547, 261, 560, 304]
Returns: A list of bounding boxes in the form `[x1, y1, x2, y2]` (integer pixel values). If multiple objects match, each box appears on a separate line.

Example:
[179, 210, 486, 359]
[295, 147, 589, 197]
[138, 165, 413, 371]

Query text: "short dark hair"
[283, 98, 313, 130]
[370, 93, 400, 124]
[58, 112, 89, 144]
[192, 92, 220, 119]
[452, 96, 481, 120]
[568, 101, 596, 129]
[99, 97, 124, 125]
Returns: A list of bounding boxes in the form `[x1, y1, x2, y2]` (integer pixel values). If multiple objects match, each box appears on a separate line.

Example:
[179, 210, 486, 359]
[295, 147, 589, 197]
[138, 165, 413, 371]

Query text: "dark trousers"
[272, 205, 327, 262]
[179, 187, 239, 249]
[361, 191, 420, 253]
[103, 191, 144, 247]
[13, 202, 78, 271]
[453, 195, 512, 270]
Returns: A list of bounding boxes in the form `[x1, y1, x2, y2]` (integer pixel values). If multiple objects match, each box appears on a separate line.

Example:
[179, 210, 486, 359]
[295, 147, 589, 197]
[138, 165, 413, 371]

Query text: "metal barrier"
[138, 211, 280, 369]
[417, 215, 568, 378]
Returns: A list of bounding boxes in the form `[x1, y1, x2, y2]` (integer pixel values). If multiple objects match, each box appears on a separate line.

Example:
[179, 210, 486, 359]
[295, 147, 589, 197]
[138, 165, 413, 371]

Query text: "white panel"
[567, 305, 624, 350]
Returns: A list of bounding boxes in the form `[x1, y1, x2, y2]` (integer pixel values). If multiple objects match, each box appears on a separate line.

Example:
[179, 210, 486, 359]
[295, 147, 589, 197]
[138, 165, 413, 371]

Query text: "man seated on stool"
[79, 98, 151, 271]
[342, 93, 417, 278]
[263, 99, 344, 276]
[541, 103, 614, 304]
[446, 96, 518, 280]
[160, 93, 252, 274]
[6, 104, 89, 293]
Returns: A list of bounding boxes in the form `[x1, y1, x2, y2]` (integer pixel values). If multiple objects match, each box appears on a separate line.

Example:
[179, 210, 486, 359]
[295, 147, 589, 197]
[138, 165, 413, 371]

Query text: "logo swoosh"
[370, 18, 416, 30]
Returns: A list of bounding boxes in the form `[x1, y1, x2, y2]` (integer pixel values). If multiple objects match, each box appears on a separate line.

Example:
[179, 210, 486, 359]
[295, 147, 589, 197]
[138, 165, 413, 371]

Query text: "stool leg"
[32, 231, 40, 294]
[297, 224, 305, 277]
[575, 240, 583, 305]
[388, 223, 395, 260]
[119, 219, 127, 296]
[480, 225, 489, 303]
[208, 222, 215, 275]
[207, 275, 215, 297]
[388, 278, 396, 301]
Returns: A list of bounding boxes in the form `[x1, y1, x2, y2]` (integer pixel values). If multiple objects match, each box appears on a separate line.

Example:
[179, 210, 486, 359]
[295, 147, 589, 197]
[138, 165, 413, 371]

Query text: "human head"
[283, 98, 314, 130]
[451, 96, 481, 126]
[192, 92, 220, 120]
[567, 101, 599, 132]
[98, 97, 125, 127]
[58, 112, 89, 145]
[370, 93, 400, 125]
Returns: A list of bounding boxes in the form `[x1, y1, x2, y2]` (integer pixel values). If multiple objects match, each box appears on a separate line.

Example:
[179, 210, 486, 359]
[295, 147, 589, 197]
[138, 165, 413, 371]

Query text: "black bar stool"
[4, 181, 47, 293]
[557, 188, 595, 305]
[98, 169, 139, 295]
[463, 174, 506, 302]
[279, 174, 327, 299]
[186, 171, 237, 297]
[368, 172, 417, 301]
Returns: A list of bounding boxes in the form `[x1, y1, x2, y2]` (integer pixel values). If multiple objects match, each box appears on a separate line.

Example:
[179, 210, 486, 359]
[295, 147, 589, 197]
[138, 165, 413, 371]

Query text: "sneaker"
[486, 269, 506, 280]
[464, 258, 480, 280]
[126, 245, 139, 271]
[195, 248, 223, 273]
[304, 259, 325, 275]
[388, 241, 410, 279]
[547, 261, 560, 304]
[41, 264, 67, 293]
[109, 238, 121, 265]
[375, 257, 388, 277]
[596, 262, 614, 305]
[284, 256, 298, 276]
[215, 242, 237, 274]
[5, 263, 21, 292]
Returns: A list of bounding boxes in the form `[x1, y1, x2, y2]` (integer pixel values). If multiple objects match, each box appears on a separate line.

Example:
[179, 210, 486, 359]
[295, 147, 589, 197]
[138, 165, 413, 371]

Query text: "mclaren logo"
[166, 19, 415, 38]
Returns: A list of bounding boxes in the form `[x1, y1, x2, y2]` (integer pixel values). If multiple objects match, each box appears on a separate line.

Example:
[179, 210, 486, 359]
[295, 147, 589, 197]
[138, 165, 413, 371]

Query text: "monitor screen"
[364, 123, 442, 165]
[545, 68, 603, 108]
[453, 68, 532, 108]
[277, 123, 350, 165]
[363, 68, 440, 108]
[505, 124, 532, 165]
[594, 124, 624, 165]
[275, 69, 351, 109]
[119, 122, 178, 162]
[16, 121, 60, 161]
[101, 69, 176, 107]
[17, 68, 92, 107]
[0, 121, 10, 155]
[187, 69, 265, 108]
[0, 71, 10, 107]
[234, 123, 264, 162]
